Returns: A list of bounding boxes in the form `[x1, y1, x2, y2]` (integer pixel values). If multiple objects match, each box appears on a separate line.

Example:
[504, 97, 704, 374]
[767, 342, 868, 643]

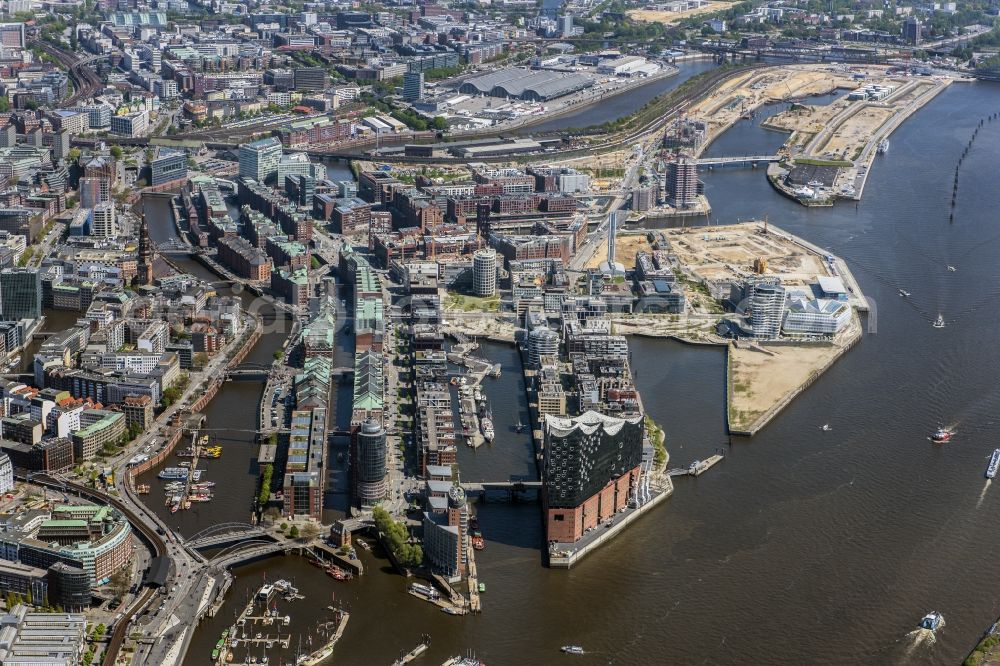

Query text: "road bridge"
[209, 541, 296, 569]
[186, 523, 269, 550]
[696, 154, 781, 167]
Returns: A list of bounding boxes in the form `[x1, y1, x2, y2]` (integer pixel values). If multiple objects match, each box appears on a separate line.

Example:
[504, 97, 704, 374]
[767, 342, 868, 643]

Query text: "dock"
[467, 548, 482, 613]
[392, 638, 430, 666]
[667, 453, 725, 477]
[296, 611, 349, 666]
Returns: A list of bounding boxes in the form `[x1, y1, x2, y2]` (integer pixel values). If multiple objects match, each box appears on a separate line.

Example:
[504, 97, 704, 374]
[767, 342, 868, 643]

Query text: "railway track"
[30, 39, 103, 107]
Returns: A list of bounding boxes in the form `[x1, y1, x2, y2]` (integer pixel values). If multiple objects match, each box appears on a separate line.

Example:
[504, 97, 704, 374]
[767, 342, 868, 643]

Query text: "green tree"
[288, 525, 299, 538]
[109, 145, 123, 159]
[431, 116, 448, 131]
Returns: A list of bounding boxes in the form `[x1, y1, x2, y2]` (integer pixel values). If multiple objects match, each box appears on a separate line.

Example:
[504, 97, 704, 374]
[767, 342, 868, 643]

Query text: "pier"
[666, 453, 725, 477]
[392, 637, 431, 665]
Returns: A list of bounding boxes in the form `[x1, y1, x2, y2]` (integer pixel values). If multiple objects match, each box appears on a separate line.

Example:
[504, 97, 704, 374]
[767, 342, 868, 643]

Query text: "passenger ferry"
[877, 138, 890, 154]
[409, 583, 439, 600]
[986, 449, 1000, 479]
[158, 467, 188, 480]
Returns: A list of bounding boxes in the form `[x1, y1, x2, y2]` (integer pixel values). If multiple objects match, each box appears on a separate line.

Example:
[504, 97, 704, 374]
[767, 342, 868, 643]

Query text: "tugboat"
[986, 449, 1000, 479]
[561, 646, 585, 655]
[933, 314, 945, 329]
[919, 611, 944, 631]
[931, 427, 952, 443]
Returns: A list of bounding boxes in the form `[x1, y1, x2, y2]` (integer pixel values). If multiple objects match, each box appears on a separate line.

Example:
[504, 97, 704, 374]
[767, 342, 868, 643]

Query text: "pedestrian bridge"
[461, 480, 542, 492]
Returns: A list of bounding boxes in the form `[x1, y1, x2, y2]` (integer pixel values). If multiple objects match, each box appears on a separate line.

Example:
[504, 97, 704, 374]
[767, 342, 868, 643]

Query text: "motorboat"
[561, 646, 585, 655]
[820, 424, 832, 432]
[931, 428, 952, 443]
[947, 265, 956, 272]
[933, 315, 945, 329]
[919, 611, 944, 631]
[898, 289, 911, 297]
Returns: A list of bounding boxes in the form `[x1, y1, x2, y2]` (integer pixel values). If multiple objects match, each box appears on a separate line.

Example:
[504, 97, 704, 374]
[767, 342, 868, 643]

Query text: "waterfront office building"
[239, 137, 283, 184]
[150, 149, 187, 187]
[354, 418, 387, 506]
[472, 248, 497, 297]
[0, 268, 41, 321]
[423, 485, 468, 579]
[542, 411, 644, 544]
[667, 155, 699, 208]
[527, 326, 560, 366]
[783, 297, 851, 336]
[748, 280, 786, 339]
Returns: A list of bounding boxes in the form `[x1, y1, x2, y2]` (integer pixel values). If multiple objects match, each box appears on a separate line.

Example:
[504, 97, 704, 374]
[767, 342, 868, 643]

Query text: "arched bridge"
[186, 523, 270, 550]
[209, 541, 295, 569]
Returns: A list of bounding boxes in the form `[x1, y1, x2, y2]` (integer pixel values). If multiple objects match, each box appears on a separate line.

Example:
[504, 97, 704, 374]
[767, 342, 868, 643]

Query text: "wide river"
[142, 80, 1000, 665]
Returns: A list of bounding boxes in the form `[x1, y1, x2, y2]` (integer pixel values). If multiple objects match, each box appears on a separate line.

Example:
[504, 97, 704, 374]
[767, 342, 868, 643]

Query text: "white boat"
[898, 289, 911, 297]
[561, 645, 585, 655]
[987, 449, 1000, 479]
[947, 265, 956, 272]
[480, 417, 495, 442]
[820, 424, 832, 432]
[807, 180, 825, 188]
[794, 186, 816, 199]
[933, 315, 945, 329]
[919, 611, 944, 631]
[877, 139, 889, 154]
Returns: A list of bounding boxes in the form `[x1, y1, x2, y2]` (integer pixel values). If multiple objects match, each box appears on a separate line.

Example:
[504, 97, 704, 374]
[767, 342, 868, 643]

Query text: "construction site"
[686, 64, 863, 152]
[626, 1, 735, 25]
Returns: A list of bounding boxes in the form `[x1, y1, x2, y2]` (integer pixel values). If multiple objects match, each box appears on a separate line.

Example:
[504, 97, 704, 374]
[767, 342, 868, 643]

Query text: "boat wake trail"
[978, 480, 991, 509]
[902, 628, 937, 654]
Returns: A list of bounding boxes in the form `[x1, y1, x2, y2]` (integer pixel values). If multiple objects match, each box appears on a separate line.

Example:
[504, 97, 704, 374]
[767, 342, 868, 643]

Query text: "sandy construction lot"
[816, 105, 896, 160]
[627, 2, 733, 24]
[666, 223, 831, 287]
[687, 65, 861, 146]
[586, 233, 652, 269]
[728, 341, 845, 430]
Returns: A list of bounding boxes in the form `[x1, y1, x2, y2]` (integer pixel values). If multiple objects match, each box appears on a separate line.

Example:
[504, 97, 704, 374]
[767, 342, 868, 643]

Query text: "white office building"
[239, 137, 283, 183]
[472, 248, 497, 297]
[783, 298, 851, 336]
[749, 281, 786, 339]
[89, 203, 117, 237]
